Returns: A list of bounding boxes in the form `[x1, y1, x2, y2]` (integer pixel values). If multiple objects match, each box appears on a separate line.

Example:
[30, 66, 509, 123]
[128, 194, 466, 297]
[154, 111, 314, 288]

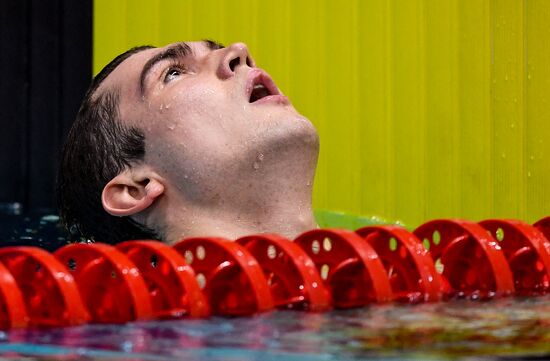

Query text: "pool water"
[0, 210, 548, 360]
[0, 295, 548, 360]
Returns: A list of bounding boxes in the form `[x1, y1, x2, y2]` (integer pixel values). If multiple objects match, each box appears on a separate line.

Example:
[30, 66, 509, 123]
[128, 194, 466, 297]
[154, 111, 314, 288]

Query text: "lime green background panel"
[94, 0, 550, 228]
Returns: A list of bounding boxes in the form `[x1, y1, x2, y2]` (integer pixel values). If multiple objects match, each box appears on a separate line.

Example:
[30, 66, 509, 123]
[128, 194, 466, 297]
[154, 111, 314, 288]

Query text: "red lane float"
[0, 215, 548, 329]
[55, 243, 153, 323]
[116, 240, 210, 318]
[294, 229, 393, 308]
[532, 217, 550, 255]
[237, 234, 331, 311]
[0, 262, 28, 329]
[173, 237, 274, 316]
[0, 247, 88, 327]
[479, 219, 550, 296]
[355, 226, 441, 303]
[413, 219, 514, 299]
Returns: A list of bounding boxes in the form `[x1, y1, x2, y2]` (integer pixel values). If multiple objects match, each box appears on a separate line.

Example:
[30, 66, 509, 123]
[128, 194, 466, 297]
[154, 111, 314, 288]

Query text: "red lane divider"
[356, 226, 441, 303]
[413, 219, 514, 299]
[532, 216, 550, 256]
[479, 220, 550, 296]
[55, 243, 153, 323]
[0, 216, 547, 329]
[0, 261, 28, 329]
[0, 247, 88, 327]
[294, 229, 393, 308]
[0, 263, 29, 330]
[116, 240, 210, 319]
[237, 234, 331, 311]
[173, 237, 274, 316]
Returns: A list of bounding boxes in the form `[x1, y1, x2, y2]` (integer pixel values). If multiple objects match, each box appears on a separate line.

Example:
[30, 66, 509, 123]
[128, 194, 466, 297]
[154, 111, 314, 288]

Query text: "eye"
[164, 66, 185, 83]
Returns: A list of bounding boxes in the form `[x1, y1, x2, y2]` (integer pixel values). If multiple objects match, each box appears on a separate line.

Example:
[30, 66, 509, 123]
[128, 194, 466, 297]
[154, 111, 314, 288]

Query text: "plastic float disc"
[55, 243, 153, 323]
[294, 229, 393, 308]
[173, 237, 274, 316]
[116, 240, 210, 318]
[533, 216, 550, 253]
[355, 226, 441, 303]
[413, 219, 514, 299]
[237, 234, 331, 311]
[0, 247, 88, 327]
[0, 261, 28, 329]
[479, 219, 550, 296]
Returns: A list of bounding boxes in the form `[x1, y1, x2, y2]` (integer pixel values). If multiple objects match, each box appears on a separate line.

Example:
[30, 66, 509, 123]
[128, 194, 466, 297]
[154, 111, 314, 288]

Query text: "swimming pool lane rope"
[0, 217, 548, 328]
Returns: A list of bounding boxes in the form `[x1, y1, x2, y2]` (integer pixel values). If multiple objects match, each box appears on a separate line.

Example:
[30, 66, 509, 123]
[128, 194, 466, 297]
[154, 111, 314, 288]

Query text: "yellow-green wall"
[94, 0, 550, 227]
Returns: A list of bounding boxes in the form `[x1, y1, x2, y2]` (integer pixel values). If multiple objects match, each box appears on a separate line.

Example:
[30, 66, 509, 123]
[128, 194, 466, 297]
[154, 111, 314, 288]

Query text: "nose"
[217, 42, 255, 79]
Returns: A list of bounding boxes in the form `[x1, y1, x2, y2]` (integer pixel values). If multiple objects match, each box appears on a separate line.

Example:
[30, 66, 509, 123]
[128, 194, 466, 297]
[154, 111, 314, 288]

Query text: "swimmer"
[57, 41, 319, 244]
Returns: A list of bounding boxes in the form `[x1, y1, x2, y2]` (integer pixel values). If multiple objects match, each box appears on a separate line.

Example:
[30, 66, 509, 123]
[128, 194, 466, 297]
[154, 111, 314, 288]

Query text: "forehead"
[96, 41, 208, 99]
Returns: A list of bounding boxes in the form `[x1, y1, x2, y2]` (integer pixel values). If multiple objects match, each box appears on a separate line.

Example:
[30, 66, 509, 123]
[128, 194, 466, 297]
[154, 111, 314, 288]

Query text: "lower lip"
[251, 94, 290, 106]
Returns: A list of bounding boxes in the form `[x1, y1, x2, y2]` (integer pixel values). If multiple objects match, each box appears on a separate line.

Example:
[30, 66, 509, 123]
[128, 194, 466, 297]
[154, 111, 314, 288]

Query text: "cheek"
[142, 86, 248, 164]
[160, 84, 220, 117]
[143, 82, 225, 132]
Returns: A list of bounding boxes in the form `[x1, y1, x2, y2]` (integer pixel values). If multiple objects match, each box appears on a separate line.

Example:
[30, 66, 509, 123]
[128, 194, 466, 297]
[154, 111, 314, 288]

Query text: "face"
[99, 41, 318, 203]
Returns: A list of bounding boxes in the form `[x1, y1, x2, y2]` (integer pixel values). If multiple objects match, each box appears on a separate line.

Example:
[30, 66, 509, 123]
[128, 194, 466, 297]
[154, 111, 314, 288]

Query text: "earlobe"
[102, 171, 165, 217]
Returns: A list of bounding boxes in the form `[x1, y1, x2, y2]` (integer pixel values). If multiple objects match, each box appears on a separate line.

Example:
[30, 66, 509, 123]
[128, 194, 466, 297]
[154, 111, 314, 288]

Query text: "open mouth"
[247, 70, 280, 103]
[249, 84, 271, 103]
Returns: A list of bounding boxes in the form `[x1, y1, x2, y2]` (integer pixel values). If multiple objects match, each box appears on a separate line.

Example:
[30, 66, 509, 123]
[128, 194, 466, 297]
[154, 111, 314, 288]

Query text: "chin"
[260, 111, 320, 155]
[289, 113, 319, 146]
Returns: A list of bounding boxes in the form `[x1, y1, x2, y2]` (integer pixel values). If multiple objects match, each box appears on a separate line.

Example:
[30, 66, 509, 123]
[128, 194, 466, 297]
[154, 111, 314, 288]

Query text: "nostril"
[246, 57, 253, 67]
[229, 57, 240, 72]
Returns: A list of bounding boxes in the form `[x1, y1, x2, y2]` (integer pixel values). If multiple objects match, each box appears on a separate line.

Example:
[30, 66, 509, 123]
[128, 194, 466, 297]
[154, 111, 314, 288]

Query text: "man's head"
[58, 41, 319, 244]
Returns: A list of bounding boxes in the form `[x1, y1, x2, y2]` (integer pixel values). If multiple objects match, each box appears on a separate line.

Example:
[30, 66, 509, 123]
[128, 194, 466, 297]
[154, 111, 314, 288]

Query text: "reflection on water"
[1, 295, 548, 361]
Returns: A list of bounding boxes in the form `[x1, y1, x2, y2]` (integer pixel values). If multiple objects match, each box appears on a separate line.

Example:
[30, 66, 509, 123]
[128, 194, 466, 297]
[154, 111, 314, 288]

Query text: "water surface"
[1, 295, 548, 361]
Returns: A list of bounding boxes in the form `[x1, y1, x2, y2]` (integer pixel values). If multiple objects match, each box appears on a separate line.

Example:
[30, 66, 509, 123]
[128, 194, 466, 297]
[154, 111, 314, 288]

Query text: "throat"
[168, 205, 317, 243]
[162, 142, 319, 244]
[163, 177, 318, 244]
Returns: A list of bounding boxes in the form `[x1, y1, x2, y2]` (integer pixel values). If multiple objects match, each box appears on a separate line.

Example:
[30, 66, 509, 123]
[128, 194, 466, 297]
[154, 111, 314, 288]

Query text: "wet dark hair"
[57, 45, 159, 244]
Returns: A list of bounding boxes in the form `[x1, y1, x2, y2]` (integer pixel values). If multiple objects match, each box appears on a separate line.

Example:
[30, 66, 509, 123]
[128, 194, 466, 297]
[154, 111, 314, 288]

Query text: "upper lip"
[245, 69, 281, 103]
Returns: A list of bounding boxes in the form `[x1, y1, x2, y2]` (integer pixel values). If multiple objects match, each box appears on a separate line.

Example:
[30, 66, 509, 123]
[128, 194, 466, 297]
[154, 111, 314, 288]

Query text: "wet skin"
[99, 41, 319, 242]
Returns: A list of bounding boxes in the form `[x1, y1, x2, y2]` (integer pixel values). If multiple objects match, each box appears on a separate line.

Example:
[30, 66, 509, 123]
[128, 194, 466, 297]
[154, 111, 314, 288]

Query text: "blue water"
[0, 209, 548, 360]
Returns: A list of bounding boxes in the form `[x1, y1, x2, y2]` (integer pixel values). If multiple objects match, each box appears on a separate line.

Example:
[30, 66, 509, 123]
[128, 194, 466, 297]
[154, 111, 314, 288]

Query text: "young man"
[58, 41, 319, 244]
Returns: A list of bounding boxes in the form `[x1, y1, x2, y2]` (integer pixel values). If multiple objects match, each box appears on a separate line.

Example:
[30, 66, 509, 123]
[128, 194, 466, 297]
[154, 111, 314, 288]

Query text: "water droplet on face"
[252, 153, 264, 170]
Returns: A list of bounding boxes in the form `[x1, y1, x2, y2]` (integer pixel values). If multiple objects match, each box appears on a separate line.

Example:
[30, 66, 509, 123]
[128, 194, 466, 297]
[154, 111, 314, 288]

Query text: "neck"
[152, 142, 319, 243]
[169, 197, 317, 242]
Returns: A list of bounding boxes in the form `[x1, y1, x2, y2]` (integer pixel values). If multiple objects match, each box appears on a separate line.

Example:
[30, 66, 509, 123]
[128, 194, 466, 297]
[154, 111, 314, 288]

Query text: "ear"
[101, 168, 165, 217]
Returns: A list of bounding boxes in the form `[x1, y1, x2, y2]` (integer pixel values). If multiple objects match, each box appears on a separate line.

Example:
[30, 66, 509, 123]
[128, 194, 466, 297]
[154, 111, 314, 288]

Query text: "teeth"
[249, 82, 271, 103]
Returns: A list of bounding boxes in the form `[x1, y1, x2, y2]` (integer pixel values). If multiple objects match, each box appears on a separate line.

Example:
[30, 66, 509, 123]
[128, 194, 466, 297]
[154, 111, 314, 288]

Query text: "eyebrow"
[139, 40, 225, 96]
[139, 42, 192, 96]
[203, 39, 225, 51]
